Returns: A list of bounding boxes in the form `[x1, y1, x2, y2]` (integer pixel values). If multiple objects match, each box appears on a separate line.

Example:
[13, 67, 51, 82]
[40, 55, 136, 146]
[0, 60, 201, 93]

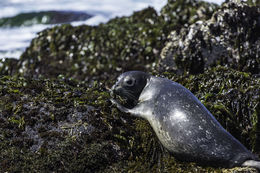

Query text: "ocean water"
[0, 0, 223, 60]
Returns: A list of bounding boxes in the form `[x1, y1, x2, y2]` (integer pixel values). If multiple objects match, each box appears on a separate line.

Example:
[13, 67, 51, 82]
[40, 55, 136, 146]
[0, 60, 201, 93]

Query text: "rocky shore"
[0, 11, 92, 27]
[0, 0, 259, 172]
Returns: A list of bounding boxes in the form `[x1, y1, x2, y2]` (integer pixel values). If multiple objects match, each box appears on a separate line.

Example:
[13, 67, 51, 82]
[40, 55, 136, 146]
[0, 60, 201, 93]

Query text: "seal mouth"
[110, 86, 128, 105]
[110, 86, 137, 109]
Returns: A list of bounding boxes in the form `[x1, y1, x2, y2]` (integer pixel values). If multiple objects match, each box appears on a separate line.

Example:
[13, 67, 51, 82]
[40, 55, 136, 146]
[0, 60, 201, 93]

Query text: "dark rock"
[245, 0, 260, 6]
[158, 1, 260, 75]
[0, 58, 19, 75]
[0, 76, 125, 172]
[0, 11, 92, 27]
[160, 0, 219, 32]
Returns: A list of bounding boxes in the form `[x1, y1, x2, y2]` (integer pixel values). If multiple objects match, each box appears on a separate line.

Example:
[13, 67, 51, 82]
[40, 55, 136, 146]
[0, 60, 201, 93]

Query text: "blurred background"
[0, 0, 223, 60]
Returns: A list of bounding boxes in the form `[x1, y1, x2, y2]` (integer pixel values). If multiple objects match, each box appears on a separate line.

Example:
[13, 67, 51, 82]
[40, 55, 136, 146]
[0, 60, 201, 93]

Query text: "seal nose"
[110, 84, 120, 97]
[111, 84, 116, 91]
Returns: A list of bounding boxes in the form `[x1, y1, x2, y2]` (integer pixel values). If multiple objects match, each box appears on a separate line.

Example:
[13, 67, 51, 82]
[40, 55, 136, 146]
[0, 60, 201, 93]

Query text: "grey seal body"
[111, 71, 260, 169]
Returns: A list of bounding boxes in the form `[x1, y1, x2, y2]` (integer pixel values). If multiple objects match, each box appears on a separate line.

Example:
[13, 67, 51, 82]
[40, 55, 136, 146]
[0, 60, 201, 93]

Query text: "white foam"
[0, 25, 49, 51]
[204, 0, 224, 4]
[0, 50, 23, 59]
[0, 24, 52, 59]
[72, 15, 109, 26]
[0, 0, 168, 18]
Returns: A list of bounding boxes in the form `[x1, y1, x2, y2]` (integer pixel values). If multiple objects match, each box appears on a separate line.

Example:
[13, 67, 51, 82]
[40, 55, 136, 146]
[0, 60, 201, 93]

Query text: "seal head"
[111, 71, 149, 108]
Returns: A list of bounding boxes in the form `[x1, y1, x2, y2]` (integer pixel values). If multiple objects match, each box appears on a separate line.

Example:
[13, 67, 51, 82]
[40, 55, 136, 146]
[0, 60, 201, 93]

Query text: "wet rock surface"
[0, 76, 126, 172]
[0, 0, 259, 172]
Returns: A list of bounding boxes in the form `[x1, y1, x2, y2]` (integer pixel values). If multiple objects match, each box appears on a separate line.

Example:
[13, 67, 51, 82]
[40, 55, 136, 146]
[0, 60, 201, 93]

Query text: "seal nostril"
[111, 85, 115, 91]
[110, 84, 121, 96]
[109, 88, 114, 97]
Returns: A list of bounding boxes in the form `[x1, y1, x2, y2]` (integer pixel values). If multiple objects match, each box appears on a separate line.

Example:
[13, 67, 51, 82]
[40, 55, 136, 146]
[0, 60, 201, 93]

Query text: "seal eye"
[124, 77, 135, 87]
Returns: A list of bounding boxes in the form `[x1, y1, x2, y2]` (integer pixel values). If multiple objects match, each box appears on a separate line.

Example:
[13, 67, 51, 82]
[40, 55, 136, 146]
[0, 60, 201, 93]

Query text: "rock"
[0, 58, 19, 75]
[159, 1, 260, 75]
[17, 8, 164, 81]
[0, 76, 126, 172]
[0, 67, 259, 172]
[160, 0, 218, 32]
[0, 11, 92, 27]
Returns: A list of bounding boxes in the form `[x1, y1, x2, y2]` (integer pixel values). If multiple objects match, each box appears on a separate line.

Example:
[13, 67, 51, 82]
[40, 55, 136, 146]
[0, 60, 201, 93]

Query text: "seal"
[110, 71, 260, 169]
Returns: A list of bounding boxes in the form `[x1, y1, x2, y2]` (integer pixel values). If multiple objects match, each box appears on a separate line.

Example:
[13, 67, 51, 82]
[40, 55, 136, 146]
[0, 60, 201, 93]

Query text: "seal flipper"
[110, 98, 132, 114]
[110, 98, 149, 119]
[242, 160, 260, 170]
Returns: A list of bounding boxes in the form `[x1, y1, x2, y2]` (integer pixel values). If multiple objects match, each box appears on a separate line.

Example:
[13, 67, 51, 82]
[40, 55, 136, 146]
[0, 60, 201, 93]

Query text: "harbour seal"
[110, 71, 260, 169]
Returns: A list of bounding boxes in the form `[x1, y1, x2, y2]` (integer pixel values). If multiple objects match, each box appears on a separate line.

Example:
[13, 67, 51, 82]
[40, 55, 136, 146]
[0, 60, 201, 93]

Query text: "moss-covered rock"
[160, 0, 219, 32]
[0, 58, 19, 76]
[17, 8, 163, 81]
[0, 72, 259, 172]
[246, 0, 260, 6]
[0, 11, 92, 27]
[0, 0, 218, 81]
[159, 1, 260, 75]
[0, 76, 126, 172]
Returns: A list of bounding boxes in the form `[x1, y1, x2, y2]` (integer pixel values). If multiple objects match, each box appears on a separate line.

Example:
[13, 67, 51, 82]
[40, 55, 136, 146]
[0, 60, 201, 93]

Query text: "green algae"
[0, 76, 123, 172]
[1, 74, 256, 172]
